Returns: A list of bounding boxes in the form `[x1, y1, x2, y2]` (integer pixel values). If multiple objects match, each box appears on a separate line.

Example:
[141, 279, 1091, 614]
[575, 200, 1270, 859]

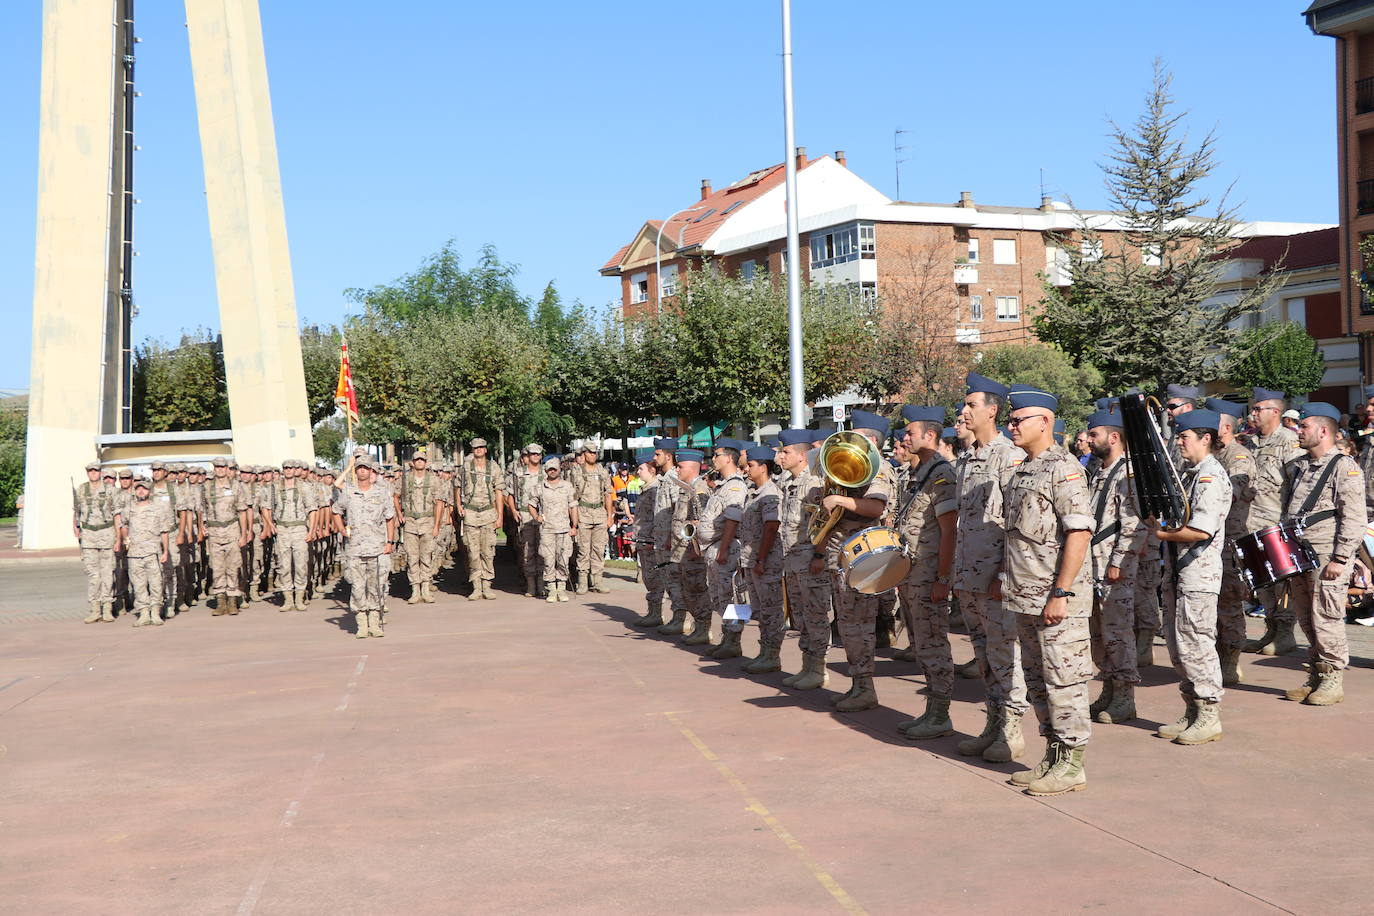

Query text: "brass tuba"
[807, 430, 883, 545]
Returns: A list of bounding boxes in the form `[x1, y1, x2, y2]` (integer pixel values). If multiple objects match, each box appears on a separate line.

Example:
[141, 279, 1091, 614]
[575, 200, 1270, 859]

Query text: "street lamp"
[655, 205, 706, 314]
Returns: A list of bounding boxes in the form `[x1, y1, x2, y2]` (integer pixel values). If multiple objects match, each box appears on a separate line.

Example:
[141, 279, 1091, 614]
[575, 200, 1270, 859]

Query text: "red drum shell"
[1233, 521, 1318, 591]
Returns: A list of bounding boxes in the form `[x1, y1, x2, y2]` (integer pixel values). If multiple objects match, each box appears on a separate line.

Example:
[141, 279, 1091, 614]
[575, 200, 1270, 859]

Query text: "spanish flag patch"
[1064, 472, 1081, 481]
[1349, 469, 1362, 477]
[1198, 476, 1213, 483]
[934, 478, 949, 486]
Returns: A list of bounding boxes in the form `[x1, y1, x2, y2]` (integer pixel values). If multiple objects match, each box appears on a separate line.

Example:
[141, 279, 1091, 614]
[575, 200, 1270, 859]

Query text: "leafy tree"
[299, 323, 343, 426]
[344, 241, 529, 321]
[1226, 321, 1326, 398]
[976, 343, 1103, 433]
[1033, 62, 1283, 394]
[0, 401, 24, 516]
[312, 415, 348, 465]
[132, 328, 229, 432]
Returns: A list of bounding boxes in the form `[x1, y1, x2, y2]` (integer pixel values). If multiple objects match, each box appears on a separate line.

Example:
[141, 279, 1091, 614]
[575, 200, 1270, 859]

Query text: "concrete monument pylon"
[23, 0, 312, 549]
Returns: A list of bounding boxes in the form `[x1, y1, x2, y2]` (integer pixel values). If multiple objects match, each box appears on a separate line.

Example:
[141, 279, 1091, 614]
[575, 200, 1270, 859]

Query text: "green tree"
[0, 400, 25, 517]
[344, 241, 529, 321]
[1227, 321, 1326, 398]
[976, 343, 1103, 433]
[312, 415, 348, 465]
[1032, 63, 1284, 394]
[132, 329, 229, 432]
[299, 323, 343, 426]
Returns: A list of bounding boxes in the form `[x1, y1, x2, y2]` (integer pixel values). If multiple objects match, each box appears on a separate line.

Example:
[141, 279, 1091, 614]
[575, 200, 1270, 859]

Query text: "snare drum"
[1233, 521, 1318, 591]
[839, 526, 912, 595]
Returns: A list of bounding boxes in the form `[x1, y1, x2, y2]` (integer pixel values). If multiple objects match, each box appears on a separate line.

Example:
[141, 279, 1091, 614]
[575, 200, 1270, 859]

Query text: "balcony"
[1359, 77, 1374, 115]
[953, 264, 978, 285]
[955, 327, 981, 344]
[1360, 179, 1374, 215]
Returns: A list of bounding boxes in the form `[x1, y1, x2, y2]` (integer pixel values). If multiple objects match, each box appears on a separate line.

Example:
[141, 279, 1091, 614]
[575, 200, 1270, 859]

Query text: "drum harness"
[1287, 453, 1348, 534]
[893, 458, 944, 531]
[1090, 459, 1128, 596]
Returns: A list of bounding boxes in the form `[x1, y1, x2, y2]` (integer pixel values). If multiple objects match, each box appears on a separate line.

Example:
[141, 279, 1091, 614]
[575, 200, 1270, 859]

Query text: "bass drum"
[839, 526, 912, 595]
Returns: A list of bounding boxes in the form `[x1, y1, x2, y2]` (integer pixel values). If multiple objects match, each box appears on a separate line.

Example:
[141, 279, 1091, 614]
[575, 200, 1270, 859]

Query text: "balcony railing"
[1358, 76, 1374, 115]
[953, 264, 978, 285]
[1360, 179, 1374, 215]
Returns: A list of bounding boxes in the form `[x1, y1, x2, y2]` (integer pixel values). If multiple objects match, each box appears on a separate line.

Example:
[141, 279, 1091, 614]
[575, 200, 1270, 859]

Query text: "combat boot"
[829, 680, 860, 706]
[228, 595, 241, 615]
[1156, 699, 1197, 739]
[212, 594, 228, 616]
[1174, 698, 1222, 744]
[954, 658, 981, 679]
[1088, 680, 1115, 719]
[744, 645, 782, 674]
[146, 610, 164, 627]
[890, 647, 917, 662]
[545, 582, 558, 604]
[591, 575, 611, 594]
[983, 706, 1025, 762]
[1285, 666, 1321, 702]
[657, 608, 688, 636]
[1244, 618, 1277, 654]
[101, 602, 115, 622]
[682, 618, 712, 646]
[1025, 744, 1085, 796]
[367, 611, 385, 637]
[835, 676, 878, 712]
[1264, 620, 1298, 656]
[468, 582, 481, 601]
[355, 612, 368, 638]
[709, 629, 743, 659]
[900, 695, 954, 740]
[425, 581, 438, 603]
[782, 660, 806, 688]
[84, 602, 102, 624]
[790, 654, 830, 691]
[1098, 682, 1136, 724]
[481, 580, 494, 600]
[525, 577, 537, 598]
[279, 595, 292, 613]
[574, 572, 588, 596]
[957, 704, 1000, 756]
[634, 602, 665, 628]
[557, 581, 569, 602]
[1136, 628, 1154, 667]
[297, 591, 309, 611]
[407, 586, 421, 605]
[1010, 739, 1059, 786]
[1305, 662, 1344, 706]
[1220, 648, 1243, 686]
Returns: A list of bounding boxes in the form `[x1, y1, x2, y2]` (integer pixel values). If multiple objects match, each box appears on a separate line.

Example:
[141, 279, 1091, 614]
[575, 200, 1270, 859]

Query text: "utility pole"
[781, 0, 805, 428]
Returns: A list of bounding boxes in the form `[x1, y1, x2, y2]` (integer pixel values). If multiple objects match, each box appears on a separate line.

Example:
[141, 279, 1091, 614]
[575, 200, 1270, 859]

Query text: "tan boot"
[1025, 744, 1086, 796]
[591, 575, 611, 594]
[1264, 620, 1298, 657]
[954, 658, 981, 679]
[1305, 663, 1344, 706]
[1098, 682, 1136, 724]
[744, 645, 782, 674]
[709, 629, 743, 659]
[957, 704, 999, 756]
[525, 577, 537, 598]
[682, 617, 712, 645]
[790, 654, 830, 691]
[1285, 666, 1321, 702]
[900, 695, 954, 740]
[1011, 739, 1059, 786]
[101, 602, 114, 622]
[657, 609, 688, 636]
[1136, 628, 1154, 667]
[1220, 648, 1243, 686]
[557, 581, 569, 602]
[1244, 618, 1277, 654]
[545, 582, 558, 604]
[367, 611, 385, 637]
[297, 591, 309, 611]
[983, 706, 1025, 762]
[574, 572, 588, 595]
[835, 675, 878, 712]
[469, 581, 482, 601]
[212, 594, 228, 616]
[146, 610, 164, 627]
[84, 601, 102, 624]
[426, 581, 439, 603]
[228, 595, 241, 616]
[1174, 698, 1222, 744]
[1156, 698, 1196, 739]
[1088, 680, 1115, 719]
[407, 584, 421, 605]
[355, 612, 368, 638]
[635, 600, 665, 628]
[482, 580, 495, 600]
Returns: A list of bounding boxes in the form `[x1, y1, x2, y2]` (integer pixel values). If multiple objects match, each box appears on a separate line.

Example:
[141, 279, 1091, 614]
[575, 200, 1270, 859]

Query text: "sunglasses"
[1165, 401, 1188, 411]
[1006, 413, 1051, 428]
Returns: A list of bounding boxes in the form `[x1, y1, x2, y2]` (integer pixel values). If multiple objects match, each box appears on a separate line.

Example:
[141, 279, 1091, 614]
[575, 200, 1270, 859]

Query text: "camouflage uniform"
[271, 477, 317, 597]
[174, 473, 203, 610]
[697, 471, 749, 620]
[1215, 442, 1257, 652]
[125, 495, 175, 623]
[532, 476, 576, 586]
[75, 478, 119, 608]
[1161, 454, 1232, 702]
[1283, 450, 1367, 670]
[568, 461, 612, 590]
[894, 456, 958, 697]
[1249, 426, 1303, 624]
[651, 469, 686, 611]
[1087, 456, 1147, 685]
[823, 462, 898, 680]
[739, 478, 785, 656]
[508, 464, 544, 586]
[953, 434, 1027, 712]
[150, 478, 178, 610]
[460, 457, 505, 590]
[205, 473, 249, 600]
[399, 468, 441, 589]
[779, 465, 832, 659]
[1001, 445, 1094, 749]
[332, 480, 395, 613]
[674, 475, 713, 630]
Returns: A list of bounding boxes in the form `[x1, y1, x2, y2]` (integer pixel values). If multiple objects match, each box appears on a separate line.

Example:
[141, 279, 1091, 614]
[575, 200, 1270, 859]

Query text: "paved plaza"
[2, 547, 1373, 914]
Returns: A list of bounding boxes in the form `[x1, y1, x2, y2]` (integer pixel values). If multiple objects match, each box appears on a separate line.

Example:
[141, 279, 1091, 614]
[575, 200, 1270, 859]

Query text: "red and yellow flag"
[335, 340, 359, 423]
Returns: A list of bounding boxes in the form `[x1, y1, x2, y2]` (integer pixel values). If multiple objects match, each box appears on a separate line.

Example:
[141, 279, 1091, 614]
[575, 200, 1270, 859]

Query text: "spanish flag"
[334, 340, 359, 423]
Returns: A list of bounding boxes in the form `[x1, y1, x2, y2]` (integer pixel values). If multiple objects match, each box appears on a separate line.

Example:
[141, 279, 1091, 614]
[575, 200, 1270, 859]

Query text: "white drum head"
[846, 547, 911, 595]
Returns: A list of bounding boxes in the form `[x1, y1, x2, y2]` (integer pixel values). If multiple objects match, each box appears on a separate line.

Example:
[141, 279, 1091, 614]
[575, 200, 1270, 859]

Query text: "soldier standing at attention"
[568, 444, 614, 595]
[696, 440, 750, 660]
[333, 457, 396, 638]
[1281, 403, 1367, 706]
[508, 445, 546, 598]
[648, 438, 688, 625]
[1084, 409, 1148, 725]
[774, 430, 833, 689]
[631, 456, 663, 623]
[1150, 409, 1231, 745]
[1001, 387, 1094, 797]
[124, 477, 175, 628]
[1242, 387, 1305, 657]
[664, 449, 711, 640]
[953, 373, 1029, 761]
[205, 457, 251, 616]
[530, 456, 578, 603]
[266, 459, 316, 611]
[458, 438, 505, 600]
[399, 450, 443, 605]
[1205, 398, 1257, 686]
[739, 445, 785, 674]
[112, 467, 135, 613]
[76, 461, 120, 624]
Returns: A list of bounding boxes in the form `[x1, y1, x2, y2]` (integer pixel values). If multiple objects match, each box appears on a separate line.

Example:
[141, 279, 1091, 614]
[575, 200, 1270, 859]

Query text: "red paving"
[2, 575, 1372, 915]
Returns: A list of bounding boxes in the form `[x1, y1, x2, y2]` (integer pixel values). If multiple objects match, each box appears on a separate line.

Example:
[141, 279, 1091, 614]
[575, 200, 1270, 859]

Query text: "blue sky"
[1, 0, 1337, 389]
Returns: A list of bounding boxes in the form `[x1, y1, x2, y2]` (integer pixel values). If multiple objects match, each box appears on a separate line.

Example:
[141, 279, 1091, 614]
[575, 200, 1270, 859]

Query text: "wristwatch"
[1050, 587, 1075, 598]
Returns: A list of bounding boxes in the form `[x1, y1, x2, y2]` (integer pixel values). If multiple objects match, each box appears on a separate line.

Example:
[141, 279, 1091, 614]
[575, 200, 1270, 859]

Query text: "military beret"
[901, 405, 944, 425]
[1094, 397, 1120, 412]
[676, 448, 705, 463]
[85, 460, 101, 471]
[1301, 401, 1341, 421]
[117, 467, 132, 478]
[1205, 397, 1246, 420]
[1363, 385, 1374, 400]
[966, 371, 1010, 399]
[652, 437, 678, 451]
[1087, 410, 1121, 429]
[774, 429, 808, 447]
[470, 437, 488, 448]
[1008, 386, 1058, 412]
[942, 426, 957, 438]
[1053, 419, 1066, 434]
[1174, 409, 1221, 432]
[849, 408, 890, 437]
[1251, 386, 1286, 404]
[714, 438, 747, 451]
[633, 448, 654, 464]
[745, 445, 776, 463]
[1166, 384, 1202, 401]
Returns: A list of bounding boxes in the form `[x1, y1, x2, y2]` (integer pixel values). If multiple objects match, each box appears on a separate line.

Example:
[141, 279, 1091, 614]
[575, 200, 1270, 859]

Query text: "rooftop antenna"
[894, 128, 909, 200]
[1039, 167, 1047, 201]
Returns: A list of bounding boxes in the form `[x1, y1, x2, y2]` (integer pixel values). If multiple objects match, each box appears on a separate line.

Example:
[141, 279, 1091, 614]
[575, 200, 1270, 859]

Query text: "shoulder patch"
[1012, 458, 1024, 466]
[1063, 472, 1081, 481]
[1198, 476, 1213, 483]
[1348, 469, 1362, 477]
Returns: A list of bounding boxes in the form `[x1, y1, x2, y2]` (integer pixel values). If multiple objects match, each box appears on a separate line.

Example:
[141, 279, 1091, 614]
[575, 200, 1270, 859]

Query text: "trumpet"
[807, 430, 883, 546]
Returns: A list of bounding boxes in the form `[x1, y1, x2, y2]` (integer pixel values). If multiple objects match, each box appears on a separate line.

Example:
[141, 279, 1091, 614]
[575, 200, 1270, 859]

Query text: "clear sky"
[0, 0, 1338, 390]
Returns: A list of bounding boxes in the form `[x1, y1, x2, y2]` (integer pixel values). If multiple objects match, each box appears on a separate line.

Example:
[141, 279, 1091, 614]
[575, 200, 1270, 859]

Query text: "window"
[970, 295, 984, 322]
[692, 208, 716, 223]
[630, 272, 648, 304]
[1142, 243, 1161, 267]
[809, 222, 874, 268]
[740, 259, 757, 282]
[859, 281, 877, 305]
[1081, 239, 1103, 262]
[659, 263, 678, 297]
[967, 238, 980, 263]
[996, 296, 1019, 321]
[992, 239, 1016, 265]
[859, 223, 875, 256]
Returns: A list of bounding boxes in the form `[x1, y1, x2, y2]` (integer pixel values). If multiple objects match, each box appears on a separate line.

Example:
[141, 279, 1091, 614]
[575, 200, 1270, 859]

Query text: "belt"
[467, 504, 492, 512]
[579, 501, 605, 509]
[207, 519, 238, 528]
[81, 521, 113, 531]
